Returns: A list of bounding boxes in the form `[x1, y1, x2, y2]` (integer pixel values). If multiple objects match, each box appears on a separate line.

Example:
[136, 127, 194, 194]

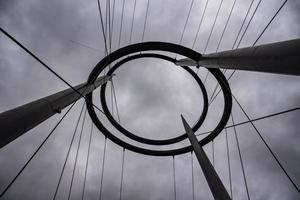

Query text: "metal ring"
[100, 53, 208, 145]
[86, 42, 232, 156]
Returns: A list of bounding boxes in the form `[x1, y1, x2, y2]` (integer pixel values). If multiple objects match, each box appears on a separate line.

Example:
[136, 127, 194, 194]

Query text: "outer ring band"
[100, 53, 208, 145]
[86, 42, 232, 156]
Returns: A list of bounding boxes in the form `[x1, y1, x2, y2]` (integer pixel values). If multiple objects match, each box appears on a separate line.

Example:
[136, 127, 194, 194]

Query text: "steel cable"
[53, 102, 86, 200]
[0, 101, 77, 199]
[141, 0, 150, 42]
[172, 156, 177, 200]
[99, 137, 107, 200]
[209, 0, 288, 104]
[129, 0, 137, 44]
[225, 128, 233, 198]
[67, 108, 88, 200]
[196, 106, 300, 136]
[119, 148, 125, 200]
[192, 0, 210, 49]
[82, 123, 94, 200]
[232, 94, 300, 194]
[231, 114, 251, 200]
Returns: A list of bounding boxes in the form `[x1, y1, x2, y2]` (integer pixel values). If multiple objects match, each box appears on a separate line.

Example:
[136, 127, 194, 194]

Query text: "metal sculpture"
[86, 42, 232, 156]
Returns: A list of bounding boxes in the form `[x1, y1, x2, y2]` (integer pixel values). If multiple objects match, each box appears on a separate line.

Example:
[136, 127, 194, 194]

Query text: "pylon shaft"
[181, 115, 231, 200]
[0, 75, 111, 149]
[176, 39, 300, 76]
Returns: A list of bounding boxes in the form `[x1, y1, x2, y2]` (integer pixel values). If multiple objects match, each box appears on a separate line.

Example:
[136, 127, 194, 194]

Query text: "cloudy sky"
[0, 0, 300, 199]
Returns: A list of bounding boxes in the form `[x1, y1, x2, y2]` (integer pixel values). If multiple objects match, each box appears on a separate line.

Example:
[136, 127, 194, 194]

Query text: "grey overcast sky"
[0, 0, 300, 199]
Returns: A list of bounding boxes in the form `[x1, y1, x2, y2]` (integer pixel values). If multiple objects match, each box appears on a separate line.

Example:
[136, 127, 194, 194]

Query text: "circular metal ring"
[86, 41, 232, 156]
[100, 53, 208, 145]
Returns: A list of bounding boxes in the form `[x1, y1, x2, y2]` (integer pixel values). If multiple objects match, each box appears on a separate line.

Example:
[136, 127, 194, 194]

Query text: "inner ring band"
[100, 53, 208, 145]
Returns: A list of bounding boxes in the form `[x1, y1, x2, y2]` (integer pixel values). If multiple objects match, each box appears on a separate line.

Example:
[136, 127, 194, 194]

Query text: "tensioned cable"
[104, 0, 110, 52]
[106, 0, 127, 125]
[97, 0, 113, 122]
[231, 114, 251, 200]
[82, 123, 94, 200]
[98, 0, 117, 122]
[101, 0, 115, 109]
[200, 0, 224, 160]
[99, 0, 109, 76]
[211, 142, 215, 191]
[232, 94, 300, 194]
[203, 0, 224, 53]
[99, 137, 107, 200]
[209, 0, 261, 101]
[104, 0, 110, 54]
[225, 128, 233, 198]
[0, 102, 77, 199]
[110, 81, 114, 114]
[208, 63, 299, 195]
[118, 0, 126, 48]
[253, 0, 288, 46]
[200, 0, 224, 79]
[111, 81, 114, 115]
[202, 72, 209, 84]
[231, 0, 255, 49]
[196, 105, 300, 136]
[129, 0, 137, 44]
[107, 0, 112, 53]
[208, 69, 235, 105]
[198, 0, 224, 78]
[20, 16, 101, 53]
[96, 0, 120, 125]
[69, 40, 101, 52]
[111, 0, 121, 122]
[105, 0, 120, 123]
[175, 0, 194, 59]
[222, 0, 262, 77]
[208, 82, 220, 104]
[207, 0, 237, 102]
[96, 0, 120, 128]
[209, 0, 288, 104]
[119, 148, 125, 200]
[53, 102, 86, 200]
[97, 0, 109, 56]
[0, 27, 107, 116]
[216, 0, 237, 52]
[178, 0, 195, 46]
[192, 0, 210, 49]
[172, 156, 177, 200]
[98, 0, 114, 93]
[10, 11, 101, 54]
[111, 78, 121, 123]
[110, 0, 116, 52]
[141, 0, 150, 42]
[236, 0, 263, 49]
[67, 108, 88, 200]
[191, 152, 195, 200]
[106, 0, 114, 116]
[207, 0, 256, 100]
[212, 140, 215, 167]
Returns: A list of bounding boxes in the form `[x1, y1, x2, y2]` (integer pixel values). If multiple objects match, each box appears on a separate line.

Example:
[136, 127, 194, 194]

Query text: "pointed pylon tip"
[180, 114, 185, 122]
[180, 114, 188, 126]
[181, 114, 193, 132]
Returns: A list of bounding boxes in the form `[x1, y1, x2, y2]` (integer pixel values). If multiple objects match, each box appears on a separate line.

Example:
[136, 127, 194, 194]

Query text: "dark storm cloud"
[0, 0, 300, 199]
